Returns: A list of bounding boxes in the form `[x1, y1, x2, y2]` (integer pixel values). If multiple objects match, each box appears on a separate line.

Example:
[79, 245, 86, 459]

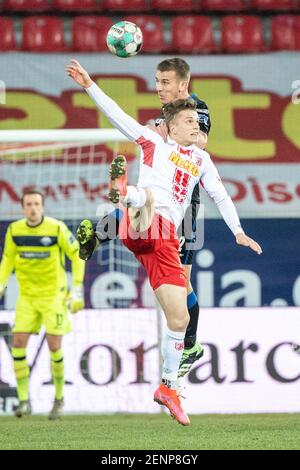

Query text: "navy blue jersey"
[189, 93, 211, 135]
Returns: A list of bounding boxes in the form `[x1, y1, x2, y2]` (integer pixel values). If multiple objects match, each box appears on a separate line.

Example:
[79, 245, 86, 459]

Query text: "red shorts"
[119, 210, 186, 290]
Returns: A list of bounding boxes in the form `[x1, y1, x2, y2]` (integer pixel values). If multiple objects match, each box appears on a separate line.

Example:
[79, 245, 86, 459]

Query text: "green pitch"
[0, 413, 300, 450]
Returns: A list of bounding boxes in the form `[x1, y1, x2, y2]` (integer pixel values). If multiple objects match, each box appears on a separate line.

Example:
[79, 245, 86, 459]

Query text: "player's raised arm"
[66, 59, 93, 88]
[66, 59, 147, 142]
[200, 154, 262, 255]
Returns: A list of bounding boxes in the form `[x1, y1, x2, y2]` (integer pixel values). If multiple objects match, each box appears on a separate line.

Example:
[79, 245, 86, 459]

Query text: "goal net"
[0, 129, 161, 415]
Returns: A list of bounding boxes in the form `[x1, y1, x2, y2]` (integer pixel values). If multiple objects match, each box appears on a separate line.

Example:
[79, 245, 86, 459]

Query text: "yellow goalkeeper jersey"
[0, 216, 85, 298]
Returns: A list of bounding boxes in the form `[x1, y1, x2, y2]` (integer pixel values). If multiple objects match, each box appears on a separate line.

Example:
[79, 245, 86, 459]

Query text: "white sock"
[161, 327, 185, 390]
[122, 186, 147, 208]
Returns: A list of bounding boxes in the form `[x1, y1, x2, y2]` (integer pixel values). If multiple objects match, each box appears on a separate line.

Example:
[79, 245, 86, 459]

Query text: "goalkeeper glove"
[0, 283, 5, 299]
[69, 284, 84, 314]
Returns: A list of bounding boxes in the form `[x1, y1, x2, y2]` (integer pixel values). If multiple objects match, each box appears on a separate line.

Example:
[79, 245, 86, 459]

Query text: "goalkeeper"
[0, 190, 85, 420]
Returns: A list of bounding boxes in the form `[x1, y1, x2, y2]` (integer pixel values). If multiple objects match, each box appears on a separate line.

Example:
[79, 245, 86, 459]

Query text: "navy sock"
[185, 291, 199, 349]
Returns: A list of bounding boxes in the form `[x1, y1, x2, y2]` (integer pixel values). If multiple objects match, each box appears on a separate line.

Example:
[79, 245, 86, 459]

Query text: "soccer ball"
[106, 21, 143, 58]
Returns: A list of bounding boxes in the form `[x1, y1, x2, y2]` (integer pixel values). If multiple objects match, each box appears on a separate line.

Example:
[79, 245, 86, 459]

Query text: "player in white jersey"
[67, 60, 262, 426]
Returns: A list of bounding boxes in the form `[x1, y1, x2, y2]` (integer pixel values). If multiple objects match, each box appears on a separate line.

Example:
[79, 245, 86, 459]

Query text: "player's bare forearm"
[66, 59, 93, 89]
[235, 232, 262, 255]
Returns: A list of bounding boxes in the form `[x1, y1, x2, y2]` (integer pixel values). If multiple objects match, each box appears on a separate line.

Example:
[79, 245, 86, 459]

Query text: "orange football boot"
[154, 383, 190, 426]
[108, 155, 127, 203]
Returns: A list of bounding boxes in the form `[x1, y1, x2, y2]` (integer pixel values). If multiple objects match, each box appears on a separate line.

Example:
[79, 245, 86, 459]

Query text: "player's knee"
[12, 339, 26, 348]
[12, 335, 28, 348]
[47, 338, 62, 352]
[168, 311, 189, 332]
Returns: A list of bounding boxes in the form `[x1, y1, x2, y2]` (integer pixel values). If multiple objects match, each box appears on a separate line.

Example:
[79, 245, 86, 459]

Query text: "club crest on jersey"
[169, 152, 199, 177]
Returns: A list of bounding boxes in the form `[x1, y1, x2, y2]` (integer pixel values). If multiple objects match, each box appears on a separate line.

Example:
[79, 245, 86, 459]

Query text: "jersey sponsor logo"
[169, 152, 199, 177]
[13, 236, 57, 247]
[40, 236, 53, 246]
[20, 251, 50, 259]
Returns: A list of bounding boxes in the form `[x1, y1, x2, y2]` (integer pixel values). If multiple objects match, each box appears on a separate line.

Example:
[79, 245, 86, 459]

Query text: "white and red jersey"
[135, 131, 218, 229]
[87, 82, 243, 234]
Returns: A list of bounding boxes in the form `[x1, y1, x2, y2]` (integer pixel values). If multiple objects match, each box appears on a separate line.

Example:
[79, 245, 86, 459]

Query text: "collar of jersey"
[26, 216, 45, 229]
